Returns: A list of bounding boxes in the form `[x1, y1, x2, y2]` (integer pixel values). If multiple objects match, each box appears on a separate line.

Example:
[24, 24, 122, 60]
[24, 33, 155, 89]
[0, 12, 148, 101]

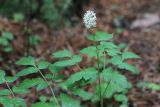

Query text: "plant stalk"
[102, 51, 111, 98]
[102, 79, 111, 98]
[92, 31, 103, 107]
[5, 79, 15, 97]
[96, 48, 103, 107]
[34, 65, 60, 107]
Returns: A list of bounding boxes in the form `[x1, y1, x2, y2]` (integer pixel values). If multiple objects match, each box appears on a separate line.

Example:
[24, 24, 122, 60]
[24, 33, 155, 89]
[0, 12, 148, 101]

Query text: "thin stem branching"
[5, 79, 15, 97]
[34, 65, 60, 107]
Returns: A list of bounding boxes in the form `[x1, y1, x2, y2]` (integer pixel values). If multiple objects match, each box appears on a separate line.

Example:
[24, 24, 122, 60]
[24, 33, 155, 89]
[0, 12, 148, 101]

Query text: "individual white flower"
[83, 10, 96, 29]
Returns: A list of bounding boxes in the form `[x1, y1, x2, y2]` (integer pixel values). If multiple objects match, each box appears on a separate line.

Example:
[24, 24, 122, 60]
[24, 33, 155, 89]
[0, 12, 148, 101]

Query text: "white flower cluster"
[83, 10, 96, 29]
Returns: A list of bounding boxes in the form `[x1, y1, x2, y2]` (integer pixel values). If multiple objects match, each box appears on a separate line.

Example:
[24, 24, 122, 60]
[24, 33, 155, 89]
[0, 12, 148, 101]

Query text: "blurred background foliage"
[0, 0, 90, 29]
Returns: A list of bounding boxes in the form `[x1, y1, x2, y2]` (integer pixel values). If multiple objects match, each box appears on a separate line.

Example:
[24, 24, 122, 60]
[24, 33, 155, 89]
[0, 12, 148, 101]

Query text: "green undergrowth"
[0, 31, 142, 107]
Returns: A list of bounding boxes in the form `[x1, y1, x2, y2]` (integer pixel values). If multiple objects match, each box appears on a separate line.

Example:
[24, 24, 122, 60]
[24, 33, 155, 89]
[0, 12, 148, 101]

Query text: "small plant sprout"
[83, 10, 97, 29]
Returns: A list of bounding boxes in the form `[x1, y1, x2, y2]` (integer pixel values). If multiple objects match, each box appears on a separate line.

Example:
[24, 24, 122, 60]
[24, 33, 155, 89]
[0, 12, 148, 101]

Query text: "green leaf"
[53, 55, 82, 67]
[18, 78, 42, 89]
[37, 60, 50, 69]
[0, 97, 13, 107]
[98, 42, 118, 49]
[137, 82, 160, 91]
[71, 55, 82, 63]
[2, 32, 14, 40]
[87, 31, 113, 41]
[147, 83, 160, 91]
[122, 52, 140, 60]
[0, 89, 11, 95]
[110, 55, 123, 66]
[0, 97, 26, 107]
[0, 69, 5, 84]
[65, 67, 98, 86]
[118, 63, 140, 74]
[80, 46, 103, 58]
[45, 74, 64, 82]
[118, 43, 127, 49]
[73, 89, 93, 101]
[12, 86, 30, 94]
[4, 45, 13, 52]
[49, 64, 62, 73]
[16, 56, 35, 66]
[136, 81, 148, 88]
[110, 55, 140, 74]
[0, 56, 3, 61]
[13, 13, 24, 22]
[120, 103, 128, 107]
[107, 49, 121, 56]
[0, 37, 9, 46]
[31, 102, 53, 107]
[94, 82, 120, 100]
[16, 67, 39, 77]
[60, 94, 80, 107]
[101, 68, 129, 89]
[13, 78, 48, 93]
[36, 81, 48, 91]
[52, 50, 72, 58]
[29, 35, 41, 46]
[53, 60, 74, 67]
[39, 96, 47, 102]
[80, 46, 96, 57]
[104, 83, 121, 97]
[50, 97, 59, 106]
[12, 98, 27, 107]
[5, 76, 18, 83]
[114, 94, 128, 103]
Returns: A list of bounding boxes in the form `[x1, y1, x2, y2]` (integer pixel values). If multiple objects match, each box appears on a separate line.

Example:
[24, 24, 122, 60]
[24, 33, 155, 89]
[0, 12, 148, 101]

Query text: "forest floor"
[0, 0, 160, 107]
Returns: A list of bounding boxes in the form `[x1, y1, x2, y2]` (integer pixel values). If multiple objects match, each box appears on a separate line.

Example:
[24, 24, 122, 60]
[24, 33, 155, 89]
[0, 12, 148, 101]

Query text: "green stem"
[93, 34, 103, 107]
[98, 70, 103, 107]
[5, 79, 15, 97]
[34, 65, 60, 107]
[76, 64, 82, 71]
[102, 79, 111, 98]
[102, 50, 111, 101]
[101, 51, 106, 106]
